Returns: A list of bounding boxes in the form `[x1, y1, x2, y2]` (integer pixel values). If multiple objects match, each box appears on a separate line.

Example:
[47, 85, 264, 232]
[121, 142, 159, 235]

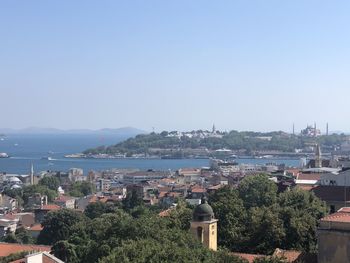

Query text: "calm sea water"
[0, 134, 300, 174]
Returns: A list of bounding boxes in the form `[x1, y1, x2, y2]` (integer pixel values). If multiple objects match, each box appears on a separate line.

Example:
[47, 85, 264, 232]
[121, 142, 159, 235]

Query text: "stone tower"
[315, 144, 322, 168]
[190, 199, 218, 251]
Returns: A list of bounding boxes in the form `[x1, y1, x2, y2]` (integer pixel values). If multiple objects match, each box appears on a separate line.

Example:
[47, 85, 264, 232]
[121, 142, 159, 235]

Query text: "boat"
[0, 153, 9, 158]
[41, 157, 54, 161]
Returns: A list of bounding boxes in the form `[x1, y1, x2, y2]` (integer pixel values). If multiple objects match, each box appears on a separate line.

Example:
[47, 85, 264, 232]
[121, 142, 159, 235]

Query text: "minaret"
[326, 123, 329, 136]
[315, 144, 322, 168]
[293, 123, 295, 136]
[212, 124, 216, 134]
[314, 122, 317, 137]
[190, 198, 218, 251]
[30, 164, 34, 185]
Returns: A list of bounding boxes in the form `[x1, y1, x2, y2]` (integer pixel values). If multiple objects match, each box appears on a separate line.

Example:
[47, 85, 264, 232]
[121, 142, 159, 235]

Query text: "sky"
[1, 1, 350, 133]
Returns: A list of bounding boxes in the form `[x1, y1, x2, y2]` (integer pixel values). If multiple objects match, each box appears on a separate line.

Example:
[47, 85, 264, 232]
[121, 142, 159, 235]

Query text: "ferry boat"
[0, 153, 9, 158]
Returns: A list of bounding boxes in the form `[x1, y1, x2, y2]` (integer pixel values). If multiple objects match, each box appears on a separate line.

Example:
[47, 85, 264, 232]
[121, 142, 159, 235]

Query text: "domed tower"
[190, 199, 218, 251]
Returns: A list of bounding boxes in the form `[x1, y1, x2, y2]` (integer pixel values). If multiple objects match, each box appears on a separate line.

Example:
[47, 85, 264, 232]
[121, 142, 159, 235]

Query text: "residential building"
[54, 196, 76, 209]
[318, 207, 350, 263]
[0, 243, 51, 258]
[9, 252, 64, 263]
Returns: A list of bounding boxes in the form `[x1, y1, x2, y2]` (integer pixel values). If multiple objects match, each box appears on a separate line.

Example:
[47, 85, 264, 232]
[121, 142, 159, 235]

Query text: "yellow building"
[190, 200, 218, 251]
[318, 207, 350, 263]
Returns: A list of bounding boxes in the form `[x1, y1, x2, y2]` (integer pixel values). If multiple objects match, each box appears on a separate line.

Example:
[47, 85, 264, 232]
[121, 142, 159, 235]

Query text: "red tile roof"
[297, 173, 321, 181]
[55, 195, 75, 202]
[0, 243, 51, 257]
[273, 249, 302, 261]
[9, 258, 25, 263]
[39, 204, 61, 211]
[28, 224, 44, 231]
[231, 252, 264, 263]
[321, 211, 350, 223]
[207, 185, 223, 190]
[191, 188, 207, 193]
[272, 248, 317, 263]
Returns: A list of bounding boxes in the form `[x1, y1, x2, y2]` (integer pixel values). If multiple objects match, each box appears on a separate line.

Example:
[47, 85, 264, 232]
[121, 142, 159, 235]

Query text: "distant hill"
[0, 127, 147, 136]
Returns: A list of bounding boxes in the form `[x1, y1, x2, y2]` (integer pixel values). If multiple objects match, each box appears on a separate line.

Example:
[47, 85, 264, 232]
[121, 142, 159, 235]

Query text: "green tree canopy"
[69, 181, 95, 197]
[38, 209, 88, 245]
[238, 174, 278, 208]
[39, 176, 60, 191]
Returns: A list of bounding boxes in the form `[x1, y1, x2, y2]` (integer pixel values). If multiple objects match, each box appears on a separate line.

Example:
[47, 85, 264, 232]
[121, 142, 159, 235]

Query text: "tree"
[52, 240, 79, 263]
[238, 174, 278, 208]
[99, 238, 248, 263]
[209, 186, 247, 251]
[23, 184, 58, 203]
[167, 200, 193, 230]
[84, 201, 118, 219]
[245, 205, 285, 254]
[69, 181, 95, 197]
[39, 176, 60, 191]
[278, 188, 327, 252]
[37, 209, 88, 245]
[122, 189, 143, 211]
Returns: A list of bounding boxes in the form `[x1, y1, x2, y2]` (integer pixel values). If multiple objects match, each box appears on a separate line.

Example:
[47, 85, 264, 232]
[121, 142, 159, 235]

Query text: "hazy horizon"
[0, 124, 344, 135]
[1, 1, 350, 132]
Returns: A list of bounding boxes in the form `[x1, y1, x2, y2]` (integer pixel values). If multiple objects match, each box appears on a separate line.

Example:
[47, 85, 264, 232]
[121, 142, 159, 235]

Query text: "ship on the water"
[0, 153, 9, 158]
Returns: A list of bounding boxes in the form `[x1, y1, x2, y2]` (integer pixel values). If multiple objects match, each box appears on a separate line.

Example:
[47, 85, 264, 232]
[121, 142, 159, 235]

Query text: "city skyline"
[1, 1, 350, 132]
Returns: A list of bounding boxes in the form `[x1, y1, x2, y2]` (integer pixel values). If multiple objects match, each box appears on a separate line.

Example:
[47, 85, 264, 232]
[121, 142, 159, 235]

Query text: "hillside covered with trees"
[83, 130, 347, 156]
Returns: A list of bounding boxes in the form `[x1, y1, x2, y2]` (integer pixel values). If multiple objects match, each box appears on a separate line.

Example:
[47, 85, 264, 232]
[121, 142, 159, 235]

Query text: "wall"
[318, 229, 350, 263]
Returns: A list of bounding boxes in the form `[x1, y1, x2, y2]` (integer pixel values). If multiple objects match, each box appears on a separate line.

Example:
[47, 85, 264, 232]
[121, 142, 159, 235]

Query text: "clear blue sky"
[1, 1, 349, 133]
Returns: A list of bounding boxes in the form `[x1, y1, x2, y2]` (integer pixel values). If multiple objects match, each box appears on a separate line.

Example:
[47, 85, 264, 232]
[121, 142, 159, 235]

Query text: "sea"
[0, 134, 300, 175]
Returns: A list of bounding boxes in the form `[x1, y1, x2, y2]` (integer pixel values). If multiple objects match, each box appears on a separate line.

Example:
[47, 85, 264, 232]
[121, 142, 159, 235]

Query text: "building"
[177, 168, 201, 184]
[190, 199, 218, 251]
[301, 125, 321, 137]
[27, 194, 48, 210]
[0, 243, 51, 258]
[9, 252, 64, 263]
[54, 196, 76, 209]
[0, 194, 18, 213]
[68, 168, 84, 182]
[318, 207, 350, 263]
[123, 171, 168, 185]
[34, 205, 60, 223]
[312, 186, 350, 213]
[0, 215, 19, 237]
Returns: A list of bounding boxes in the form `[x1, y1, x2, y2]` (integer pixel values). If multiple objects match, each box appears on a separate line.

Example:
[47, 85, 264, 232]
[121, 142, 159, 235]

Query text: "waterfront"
[0, 134, 301, 174]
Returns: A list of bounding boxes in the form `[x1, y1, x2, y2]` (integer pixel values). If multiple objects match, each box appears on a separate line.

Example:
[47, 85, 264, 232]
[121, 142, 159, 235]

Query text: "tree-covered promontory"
[83, 130, 346, 156]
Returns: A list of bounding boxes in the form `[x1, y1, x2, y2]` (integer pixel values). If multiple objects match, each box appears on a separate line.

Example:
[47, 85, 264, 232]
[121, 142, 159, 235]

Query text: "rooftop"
[0, 243, 51, 257]
[38, 204, 60, 211]
[320, 208, 350, 223]
[231, 253, 264, 263]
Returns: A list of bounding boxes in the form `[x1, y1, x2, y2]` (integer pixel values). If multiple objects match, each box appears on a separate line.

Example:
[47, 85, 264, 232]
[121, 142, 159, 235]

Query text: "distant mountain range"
[0, 127, 147, 136]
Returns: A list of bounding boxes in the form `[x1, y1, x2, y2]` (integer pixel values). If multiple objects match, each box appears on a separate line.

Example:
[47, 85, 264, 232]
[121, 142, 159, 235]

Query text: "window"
[197, 227, 203, 241]
[330, 205, 335, 214]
